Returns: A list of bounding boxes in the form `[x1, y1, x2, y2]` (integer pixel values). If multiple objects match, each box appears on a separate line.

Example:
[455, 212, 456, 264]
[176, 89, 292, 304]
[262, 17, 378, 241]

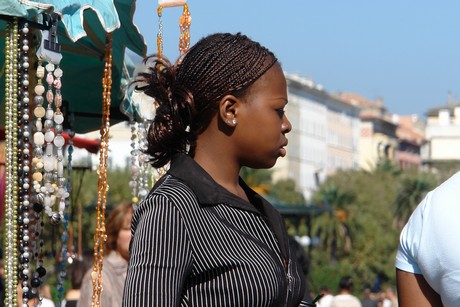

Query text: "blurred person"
[361, 287, 377, 307]
[378, 290, 391, 307]
[122, 32, 308, 306]
[78, 203, 133, 307]
[62, 253, 93, 307]
[331, 276, 362, 307]
[39, 284, 55, 307]
[317, 286, 333, 307]
[17, 284, 38, 307]
[396, 172, 460, 307]
[385, 287, 398, 307]
[16, 284, 54, 307]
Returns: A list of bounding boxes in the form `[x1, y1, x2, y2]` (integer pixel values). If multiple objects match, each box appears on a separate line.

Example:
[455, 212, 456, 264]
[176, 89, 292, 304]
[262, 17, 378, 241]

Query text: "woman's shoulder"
[136, 174, 199, 214]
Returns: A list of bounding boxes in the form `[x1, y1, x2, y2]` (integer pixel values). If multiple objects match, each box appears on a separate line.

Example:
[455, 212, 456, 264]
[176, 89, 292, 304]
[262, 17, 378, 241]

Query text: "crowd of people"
[316, 277, 398, 307]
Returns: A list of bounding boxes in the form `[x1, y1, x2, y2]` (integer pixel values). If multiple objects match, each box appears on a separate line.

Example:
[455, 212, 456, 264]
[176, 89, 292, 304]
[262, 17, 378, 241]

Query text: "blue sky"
[133, 1, 460, 118]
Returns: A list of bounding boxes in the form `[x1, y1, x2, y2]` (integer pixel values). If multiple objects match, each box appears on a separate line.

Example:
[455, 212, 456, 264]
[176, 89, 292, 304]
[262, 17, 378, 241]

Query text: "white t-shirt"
[317, 294, 333, 307]
[395, 171, 460, 307]
[331, 294, 361, 307]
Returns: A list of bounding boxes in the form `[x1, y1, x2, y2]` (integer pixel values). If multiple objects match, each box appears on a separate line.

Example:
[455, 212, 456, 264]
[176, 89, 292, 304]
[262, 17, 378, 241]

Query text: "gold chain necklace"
[91, 32, 113, 307]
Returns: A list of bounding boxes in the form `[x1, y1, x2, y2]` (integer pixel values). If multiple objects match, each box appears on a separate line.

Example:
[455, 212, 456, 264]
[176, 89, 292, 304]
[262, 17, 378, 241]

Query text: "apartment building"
[272, 74, 361, 200]
[423, 102, 460, 168]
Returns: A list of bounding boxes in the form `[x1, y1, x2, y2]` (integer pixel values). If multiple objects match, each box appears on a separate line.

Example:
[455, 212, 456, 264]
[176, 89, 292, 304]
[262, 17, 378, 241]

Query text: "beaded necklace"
[57, 131, 74, 304]
[129, 121, 154, 208]
[18, 20, 33, 307]
[4, 18, 19, 307]
[91, 33, 113, 307]
[157, 0, 191, 61]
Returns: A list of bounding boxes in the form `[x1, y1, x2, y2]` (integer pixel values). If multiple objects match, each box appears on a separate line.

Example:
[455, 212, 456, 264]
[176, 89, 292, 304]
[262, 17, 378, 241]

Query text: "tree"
[311, 183, 355, 264]
[268, 179, 305, 205]
[393, 172, 437, 230]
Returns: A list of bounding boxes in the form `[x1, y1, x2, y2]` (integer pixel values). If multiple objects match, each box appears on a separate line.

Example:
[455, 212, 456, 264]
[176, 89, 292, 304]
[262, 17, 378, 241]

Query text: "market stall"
[0, 0, 149, 305]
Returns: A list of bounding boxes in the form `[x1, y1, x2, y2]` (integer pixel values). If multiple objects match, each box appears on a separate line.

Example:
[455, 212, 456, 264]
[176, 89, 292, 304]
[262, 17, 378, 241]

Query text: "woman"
[122, 32, 308, 306]
[78, 203, 133, 307]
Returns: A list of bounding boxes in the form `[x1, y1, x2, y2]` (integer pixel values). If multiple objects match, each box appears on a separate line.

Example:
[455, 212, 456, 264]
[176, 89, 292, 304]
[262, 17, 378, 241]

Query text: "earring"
[227, 119, 237, 125]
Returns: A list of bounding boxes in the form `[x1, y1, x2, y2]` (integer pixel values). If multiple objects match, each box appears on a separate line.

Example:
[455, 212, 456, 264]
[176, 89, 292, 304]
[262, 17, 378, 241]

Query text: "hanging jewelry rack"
[1, 12, 75, 306]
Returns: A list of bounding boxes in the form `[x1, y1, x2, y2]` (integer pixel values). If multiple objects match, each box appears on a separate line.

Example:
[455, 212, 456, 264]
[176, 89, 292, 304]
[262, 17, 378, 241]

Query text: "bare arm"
[396, 268, 443, 307]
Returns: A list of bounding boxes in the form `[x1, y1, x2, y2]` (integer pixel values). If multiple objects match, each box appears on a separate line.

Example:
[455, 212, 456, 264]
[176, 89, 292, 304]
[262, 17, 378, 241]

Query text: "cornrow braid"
[134, 56, 193, 168]
[136, 32, 278, 168]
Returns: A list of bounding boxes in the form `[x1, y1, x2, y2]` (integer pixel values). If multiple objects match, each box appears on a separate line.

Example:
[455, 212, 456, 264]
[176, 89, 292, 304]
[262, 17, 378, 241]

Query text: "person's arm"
[122, 194, 192, 306]
[396, 269, 443, 307]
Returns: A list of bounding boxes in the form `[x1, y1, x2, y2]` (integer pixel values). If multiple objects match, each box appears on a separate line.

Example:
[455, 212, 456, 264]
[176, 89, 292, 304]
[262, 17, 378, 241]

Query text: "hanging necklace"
[129, 120, 153, 208]
[17, 20, 33, 307]
[157, 0, 191, 61]
[4, 18, 19, 307]
[56, 131, 74, 304]
[91, 32, 113, 307]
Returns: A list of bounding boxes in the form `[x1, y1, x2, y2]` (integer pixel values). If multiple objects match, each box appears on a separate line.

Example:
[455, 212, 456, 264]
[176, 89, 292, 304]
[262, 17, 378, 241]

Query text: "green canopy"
[0, 0, 146, 133]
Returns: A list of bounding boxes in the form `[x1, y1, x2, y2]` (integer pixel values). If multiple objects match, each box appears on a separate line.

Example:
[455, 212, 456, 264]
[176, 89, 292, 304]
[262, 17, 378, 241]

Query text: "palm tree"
[312, 183, 355, 264]
[393, 173, 436, 230]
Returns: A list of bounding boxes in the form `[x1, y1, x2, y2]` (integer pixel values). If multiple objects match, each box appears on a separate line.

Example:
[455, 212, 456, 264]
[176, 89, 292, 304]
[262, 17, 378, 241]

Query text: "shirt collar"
[167, 153, 290, 261]
[167, 153, 259, 212]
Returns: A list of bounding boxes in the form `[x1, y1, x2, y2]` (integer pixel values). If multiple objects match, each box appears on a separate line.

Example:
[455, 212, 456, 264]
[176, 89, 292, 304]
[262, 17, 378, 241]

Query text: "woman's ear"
[218, 94, 240, 126]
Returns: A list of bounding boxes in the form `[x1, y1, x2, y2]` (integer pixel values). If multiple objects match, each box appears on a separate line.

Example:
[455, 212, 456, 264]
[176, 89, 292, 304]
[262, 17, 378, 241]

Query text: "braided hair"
[134, 32, 278, 168]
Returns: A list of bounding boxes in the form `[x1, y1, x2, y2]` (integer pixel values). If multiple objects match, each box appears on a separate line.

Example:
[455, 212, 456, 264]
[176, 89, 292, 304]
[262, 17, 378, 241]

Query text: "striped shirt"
[122, 154, 307, 306]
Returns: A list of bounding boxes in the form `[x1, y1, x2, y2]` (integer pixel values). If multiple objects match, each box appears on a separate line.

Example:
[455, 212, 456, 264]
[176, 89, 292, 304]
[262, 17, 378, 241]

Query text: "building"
[338, 93, 398, 171]
[394, 114, 426, 170]
[423, 102, 460, 168]
[272, 74, 361, 200]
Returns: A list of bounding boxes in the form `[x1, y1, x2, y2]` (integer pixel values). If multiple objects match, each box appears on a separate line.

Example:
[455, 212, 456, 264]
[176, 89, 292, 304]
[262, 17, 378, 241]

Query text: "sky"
[133, 1, 460, 118]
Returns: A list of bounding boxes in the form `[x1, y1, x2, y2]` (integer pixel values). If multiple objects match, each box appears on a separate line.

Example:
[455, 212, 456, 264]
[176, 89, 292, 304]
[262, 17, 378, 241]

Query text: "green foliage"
[311, 182, 355, 263]
[308, 166, 441, 292]
[239, 167, 272, 187]
[393, 171, 437, 230]
[268, 179, 306, 205]
[309, 260, 355, 294]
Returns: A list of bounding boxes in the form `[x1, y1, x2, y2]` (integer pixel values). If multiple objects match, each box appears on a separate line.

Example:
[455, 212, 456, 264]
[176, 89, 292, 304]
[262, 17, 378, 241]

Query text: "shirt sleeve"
[395, 193, 429, 275]
[122, 194, 193, 307]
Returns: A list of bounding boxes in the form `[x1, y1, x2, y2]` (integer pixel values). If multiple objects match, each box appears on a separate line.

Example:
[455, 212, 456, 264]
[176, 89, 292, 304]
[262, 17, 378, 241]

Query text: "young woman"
[122, 32, 308, 306]
[78, 203, 133, 307]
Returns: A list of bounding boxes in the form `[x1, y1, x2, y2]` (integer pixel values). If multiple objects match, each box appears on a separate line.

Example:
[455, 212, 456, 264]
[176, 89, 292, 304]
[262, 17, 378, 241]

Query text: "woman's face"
[116, 211, 132, 261]
[234, 63, 292, 169]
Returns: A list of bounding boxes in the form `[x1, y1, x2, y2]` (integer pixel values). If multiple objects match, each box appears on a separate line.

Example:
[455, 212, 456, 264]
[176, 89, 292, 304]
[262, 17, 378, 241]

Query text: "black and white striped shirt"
[122, 154, 307, 306]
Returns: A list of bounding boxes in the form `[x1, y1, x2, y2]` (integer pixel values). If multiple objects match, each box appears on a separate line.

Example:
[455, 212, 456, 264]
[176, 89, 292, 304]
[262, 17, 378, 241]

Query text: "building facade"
[394, 114, 426, 170]
[423, 103, 460, 168]
[272, 74, 361, 200]
[338, 93, 399, 171]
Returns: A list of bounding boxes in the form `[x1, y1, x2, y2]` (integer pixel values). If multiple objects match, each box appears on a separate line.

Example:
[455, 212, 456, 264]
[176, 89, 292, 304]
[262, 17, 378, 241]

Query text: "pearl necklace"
[4, 18, 19, 307]
[18, 20, 33, 307]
